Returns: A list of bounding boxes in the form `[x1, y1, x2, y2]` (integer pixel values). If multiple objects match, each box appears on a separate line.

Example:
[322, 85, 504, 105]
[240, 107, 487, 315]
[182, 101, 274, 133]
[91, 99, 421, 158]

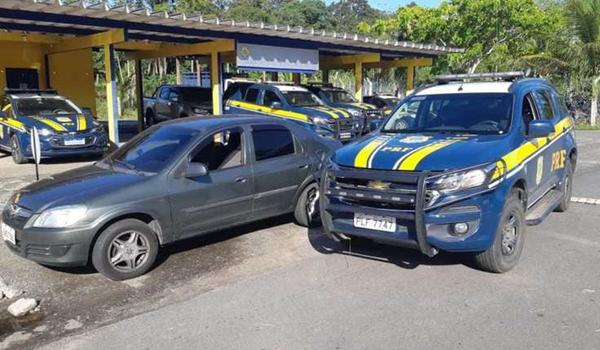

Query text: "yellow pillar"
[406, 65, 415, 91]
[211, 51, 222, 115]
[354, 62, 363, 101]
[104, 44, 119, 143]
[134, 59, 144, 130]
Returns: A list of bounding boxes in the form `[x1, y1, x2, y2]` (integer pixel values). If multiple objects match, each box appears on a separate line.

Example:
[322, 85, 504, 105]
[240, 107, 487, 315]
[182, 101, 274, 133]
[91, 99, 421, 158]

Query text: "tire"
[555, 160, 573, 212]
[10, 135, 27, 164]
[474, 189, 526, 273]
[145, 110, 155, 128]
[91, 219, 159, 281]
[294, 182, 321, 227]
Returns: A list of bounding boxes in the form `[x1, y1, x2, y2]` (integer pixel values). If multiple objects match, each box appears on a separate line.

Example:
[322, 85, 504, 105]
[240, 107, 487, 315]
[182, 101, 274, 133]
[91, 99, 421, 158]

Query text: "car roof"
[415, 82, 513, 95]
[5, 93, 67, 99]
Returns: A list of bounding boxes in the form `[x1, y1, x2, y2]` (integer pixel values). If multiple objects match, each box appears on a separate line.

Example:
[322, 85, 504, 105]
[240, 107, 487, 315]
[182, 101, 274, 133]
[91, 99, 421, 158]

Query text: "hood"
[334, 132, 514, 172]
[20, 113, 94, 133]
[14, 165, 146, 213]
[292, 106, 353, 120]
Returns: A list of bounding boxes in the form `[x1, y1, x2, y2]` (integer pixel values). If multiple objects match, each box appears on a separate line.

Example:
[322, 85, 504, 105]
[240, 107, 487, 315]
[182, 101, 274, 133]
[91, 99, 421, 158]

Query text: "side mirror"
[184, 162, 208, 178]
[0, 111, 7, 118]
[270, 101, 282, 109]
[527, 120, 554, 138]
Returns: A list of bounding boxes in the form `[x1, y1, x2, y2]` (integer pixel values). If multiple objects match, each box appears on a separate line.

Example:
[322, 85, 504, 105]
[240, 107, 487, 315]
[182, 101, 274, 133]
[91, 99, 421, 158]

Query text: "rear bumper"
[320, 167, 507, 254]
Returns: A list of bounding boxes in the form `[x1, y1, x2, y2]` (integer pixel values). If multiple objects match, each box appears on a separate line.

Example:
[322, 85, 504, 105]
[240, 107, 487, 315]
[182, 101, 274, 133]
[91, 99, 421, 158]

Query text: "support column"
[354, 62, 363, 101]
[176, 57, 182, 85]
[104, 44, 119, 143]
[196, 59, 201, 86]
[269, 72, 278, 82]
[406, 65, 415, 91]
[134, 59, 144, 130]
[292, 73, 301, 85]
[322, 69, 329, 83]
[211, 51, 222, 115]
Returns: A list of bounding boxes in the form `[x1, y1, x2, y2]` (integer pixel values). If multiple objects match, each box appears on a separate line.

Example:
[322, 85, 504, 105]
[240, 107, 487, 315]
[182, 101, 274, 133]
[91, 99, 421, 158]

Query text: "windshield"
[282, 91, 323, 107]
[107, 125, 199, 174]
[14, 97, 80, 116]
[381, 97, 400, 107]
[382, 93, 513, 134]
[325, 90, 356, 103]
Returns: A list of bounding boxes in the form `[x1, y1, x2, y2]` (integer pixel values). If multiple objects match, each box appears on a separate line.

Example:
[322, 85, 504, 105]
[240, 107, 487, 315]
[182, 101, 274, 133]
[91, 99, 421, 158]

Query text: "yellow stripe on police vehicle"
[35, 117, 68, 132]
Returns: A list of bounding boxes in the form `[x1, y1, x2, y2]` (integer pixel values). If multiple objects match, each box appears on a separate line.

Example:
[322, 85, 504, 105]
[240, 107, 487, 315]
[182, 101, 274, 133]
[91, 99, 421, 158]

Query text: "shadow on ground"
[307, 226, 477, 271]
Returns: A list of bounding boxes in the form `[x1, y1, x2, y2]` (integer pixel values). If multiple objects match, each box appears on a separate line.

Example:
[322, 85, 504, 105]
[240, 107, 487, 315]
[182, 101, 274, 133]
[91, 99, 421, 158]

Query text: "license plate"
[340, 132, 352, 139]
[353, 213, 396, 233]
[1, 222, 16, 245]
[64, 138, 86, 146]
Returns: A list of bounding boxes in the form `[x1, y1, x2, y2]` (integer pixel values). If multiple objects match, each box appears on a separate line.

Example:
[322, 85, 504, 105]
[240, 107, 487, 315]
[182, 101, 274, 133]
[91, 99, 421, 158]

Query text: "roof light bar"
[435, 72, 526, 83]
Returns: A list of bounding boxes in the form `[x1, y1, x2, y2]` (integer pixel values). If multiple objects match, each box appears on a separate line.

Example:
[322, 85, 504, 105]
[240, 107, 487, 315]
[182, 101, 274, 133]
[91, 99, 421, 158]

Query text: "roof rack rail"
[435, 71, 526, 84]
[260, 80, 295, 85]
[5, 88, 58, 95]
[305, 81, 334, 87]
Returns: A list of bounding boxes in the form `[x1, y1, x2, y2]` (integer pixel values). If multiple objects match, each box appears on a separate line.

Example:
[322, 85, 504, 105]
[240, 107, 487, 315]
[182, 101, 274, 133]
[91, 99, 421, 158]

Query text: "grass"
[575, 122, 600, 130]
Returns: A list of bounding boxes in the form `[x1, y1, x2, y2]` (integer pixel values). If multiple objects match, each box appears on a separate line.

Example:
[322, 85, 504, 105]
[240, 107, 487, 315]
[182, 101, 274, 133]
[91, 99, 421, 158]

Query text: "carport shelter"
[0, 0, 462, 143]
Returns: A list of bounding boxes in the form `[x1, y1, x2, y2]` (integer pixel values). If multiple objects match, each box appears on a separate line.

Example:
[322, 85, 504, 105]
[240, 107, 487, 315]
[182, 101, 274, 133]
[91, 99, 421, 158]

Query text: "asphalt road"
[1, 131, 599, 350]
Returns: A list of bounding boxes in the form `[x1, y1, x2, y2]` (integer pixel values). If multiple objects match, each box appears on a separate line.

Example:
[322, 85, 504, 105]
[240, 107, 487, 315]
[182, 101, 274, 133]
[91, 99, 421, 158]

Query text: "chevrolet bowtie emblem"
[367, 180, 391, 190]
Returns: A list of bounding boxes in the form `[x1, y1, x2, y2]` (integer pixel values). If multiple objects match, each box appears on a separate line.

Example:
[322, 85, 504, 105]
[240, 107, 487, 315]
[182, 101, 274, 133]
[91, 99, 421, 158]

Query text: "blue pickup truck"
[224, 83, 362, 141]
[321, 72, 576, 272]
[0, 90, 108, 164]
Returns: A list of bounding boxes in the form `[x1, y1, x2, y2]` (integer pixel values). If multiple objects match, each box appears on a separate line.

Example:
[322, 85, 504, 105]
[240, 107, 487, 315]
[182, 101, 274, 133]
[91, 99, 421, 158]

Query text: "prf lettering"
[551, 150, 566, 171]
[381, 146, 412, 153]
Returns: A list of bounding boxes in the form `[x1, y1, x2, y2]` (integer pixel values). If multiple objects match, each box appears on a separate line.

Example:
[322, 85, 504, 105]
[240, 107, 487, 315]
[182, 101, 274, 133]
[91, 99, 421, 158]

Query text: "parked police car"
[0, 90, 108, 164]
[363, 94, 401, 116]
[224, 83, 362, 141]
[321, 72, 576, 273]
[303, 83, 385, 132]
[1, 115, 339, 280]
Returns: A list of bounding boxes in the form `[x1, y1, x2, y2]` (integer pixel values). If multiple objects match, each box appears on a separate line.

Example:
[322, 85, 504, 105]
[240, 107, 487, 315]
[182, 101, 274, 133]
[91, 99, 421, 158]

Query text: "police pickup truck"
[321, 72, 576, 272]
[224, 83, 362, 141]
[0, 90, 108, 164]
[303, 83, 384, 132]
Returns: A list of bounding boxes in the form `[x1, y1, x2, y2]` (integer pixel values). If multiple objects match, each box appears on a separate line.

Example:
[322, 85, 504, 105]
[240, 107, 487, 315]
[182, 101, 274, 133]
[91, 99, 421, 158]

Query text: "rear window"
[245, 89, 260, 104]
[252, 125, 295, 161]
[179, 88, 212, 103]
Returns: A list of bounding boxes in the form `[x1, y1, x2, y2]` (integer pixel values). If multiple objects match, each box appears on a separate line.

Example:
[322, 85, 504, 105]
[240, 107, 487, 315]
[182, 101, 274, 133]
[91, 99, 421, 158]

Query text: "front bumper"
[18, 131, 109, 159]
[320, 167, 507, 255]
[2, 207, 93, 267]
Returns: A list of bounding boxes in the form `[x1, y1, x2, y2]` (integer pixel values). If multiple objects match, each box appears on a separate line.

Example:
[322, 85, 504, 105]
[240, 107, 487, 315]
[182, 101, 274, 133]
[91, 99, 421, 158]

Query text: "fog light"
[453, 223, 469, 235]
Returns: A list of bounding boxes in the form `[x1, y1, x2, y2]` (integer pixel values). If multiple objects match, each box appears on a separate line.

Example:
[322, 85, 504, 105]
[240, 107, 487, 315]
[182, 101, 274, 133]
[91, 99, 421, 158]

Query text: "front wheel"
[474, 190, 526, 273]
[294, 183, 320, 227]
[91, 219, 159, 281]
[555, 160, 573, 212]
[11, 135, 27, 164]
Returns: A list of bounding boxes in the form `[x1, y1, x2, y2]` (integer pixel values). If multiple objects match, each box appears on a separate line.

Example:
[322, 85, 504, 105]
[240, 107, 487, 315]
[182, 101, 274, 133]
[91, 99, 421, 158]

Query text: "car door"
[225, 87, 261, 116]
[168, 126, 254, 239]
[250, 123, 311, 218]
[154, 87, 171, 121]
[0, 98, 10, 148]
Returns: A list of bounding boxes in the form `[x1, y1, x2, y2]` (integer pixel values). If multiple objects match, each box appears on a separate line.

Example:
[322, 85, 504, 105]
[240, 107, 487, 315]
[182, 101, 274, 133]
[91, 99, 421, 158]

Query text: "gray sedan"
[1, 115, 340, 280]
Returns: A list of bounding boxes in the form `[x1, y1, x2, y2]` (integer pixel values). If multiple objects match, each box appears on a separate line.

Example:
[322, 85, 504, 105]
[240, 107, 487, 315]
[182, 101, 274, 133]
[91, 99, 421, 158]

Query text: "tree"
[566, 0, 600, 125]
[328, 0, 382, 33]
[278, 0, 331, 30]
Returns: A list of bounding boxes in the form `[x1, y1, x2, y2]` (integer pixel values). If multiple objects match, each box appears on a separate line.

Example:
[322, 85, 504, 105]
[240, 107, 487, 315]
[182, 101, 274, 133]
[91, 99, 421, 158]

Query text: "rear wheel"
[294, 183, 320, 227]
[92, 219, 159, 281]
[474, 189, 526, 273]
[555, 160, 573, 212]
[10, 135, 27, 164]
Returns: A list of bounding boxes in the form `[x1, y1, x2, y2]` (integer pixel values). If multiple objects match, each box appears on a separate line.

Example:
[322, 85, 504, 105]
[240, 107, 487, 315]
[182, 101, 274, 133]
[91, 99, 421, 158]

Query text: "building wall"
[0, 41, 48, 92]
[0, 41, 96, 115]
[48, 48, 96, 115]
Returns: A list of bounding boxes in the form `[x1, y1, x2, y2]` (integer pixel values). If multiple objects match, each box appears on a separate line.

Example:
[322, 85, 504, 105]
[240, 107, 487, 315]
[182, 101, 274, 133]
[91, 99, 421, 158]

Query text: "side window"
[522, 93, 539, 130]
[252, 125, 295, 161]
[159, 88, 170, 100]
[191, 128, 244, 171]
[533, 90, 555, 120]
[263, 90, 281, 107]
[244, 88, 260, 104]
[550, 89, 569, 117]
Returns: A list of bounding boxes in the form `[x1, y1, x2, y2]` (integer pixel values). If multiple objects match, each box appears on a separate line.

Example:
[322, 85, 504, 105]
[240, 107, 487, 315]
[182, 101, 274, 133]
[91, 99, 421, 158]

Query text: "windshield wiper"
[113, 159, 145, 176]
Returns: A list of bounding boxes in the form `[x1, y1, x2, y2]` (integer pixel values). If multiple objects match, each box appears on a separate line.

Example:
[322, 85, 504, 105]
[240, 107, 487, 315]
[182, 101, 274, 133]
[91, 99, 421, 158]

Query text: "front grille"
[326, 167, 422, 212]
[365, 110, 383, 119]
[49, 135, 96, 148]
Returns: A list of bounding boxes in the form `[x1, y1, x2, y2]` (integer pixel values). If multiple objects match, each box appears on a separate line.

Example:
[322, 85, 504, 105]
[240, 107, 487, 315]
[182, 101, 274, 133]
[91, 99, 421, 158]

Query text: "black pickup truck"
[144, 85, 212, 126]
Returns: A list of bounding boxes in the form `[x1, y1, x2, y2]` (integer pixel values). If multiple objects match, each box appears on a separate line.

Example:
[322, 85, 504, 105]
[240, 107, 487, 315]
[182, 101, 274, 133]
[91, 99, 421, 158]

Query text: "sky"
[325, 0, 441, 12]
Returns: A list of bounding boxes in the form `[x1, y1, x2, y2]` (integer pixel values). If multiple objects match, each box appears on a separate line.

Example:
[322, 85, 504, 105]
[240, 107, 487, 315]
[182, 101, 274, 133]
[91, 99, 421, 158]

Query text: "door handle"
[235, 177, 248, 183]
[298, 164, 309, 169]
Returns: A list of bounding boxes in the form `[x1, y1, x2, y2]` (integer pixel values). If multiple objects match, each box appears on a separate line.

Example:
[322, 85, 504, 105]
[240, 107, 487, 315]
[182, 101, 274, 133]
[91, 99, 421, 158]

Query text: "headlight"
[38, 128, 53, 136]
[428, 163, 500, 194]
[193, 107, 209, 115]
[310, 116, 332, 126]
[32, 205, 87, 228]
[347, 108, 362, 117]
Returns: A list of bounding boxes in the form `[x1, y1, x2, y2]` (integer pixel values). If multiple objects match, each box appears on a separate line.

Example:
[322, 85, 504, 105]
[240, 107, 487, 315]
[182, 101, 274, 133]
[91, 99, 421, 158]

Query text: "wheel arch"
[89, 212, 164, 259]
[568, 147, 577, 170]
[510, 177, 528, 209]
